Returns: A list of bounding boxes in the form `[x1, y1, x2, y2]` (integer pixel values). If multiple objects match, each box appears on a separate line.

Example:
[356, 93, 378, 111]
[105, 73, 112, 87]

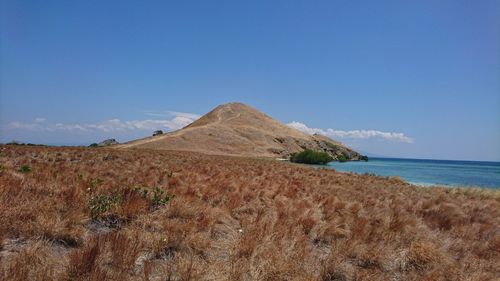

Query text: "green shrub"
[337, 154, 348, 162]
[88, 143, 99, 148]
[134, 186, 173, 209]
[151, 187, 172, 207]
[87, 178, 104, 192]
[290, 149, 333, 165]
[18, 165, 31, 173]
[88, 193, 121, 218]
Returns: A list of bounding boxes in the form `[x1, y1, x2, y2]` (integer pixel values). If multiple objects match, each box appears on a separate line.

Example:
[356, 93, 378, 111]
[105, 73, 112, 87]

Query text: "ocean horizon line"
[369, 156, 500, 165]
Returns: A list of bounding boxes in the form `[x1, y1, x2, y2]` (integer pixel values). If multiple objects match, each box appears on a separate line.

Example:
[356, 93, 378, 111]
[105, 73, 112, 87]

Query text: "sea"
[326, 157, 500, 189]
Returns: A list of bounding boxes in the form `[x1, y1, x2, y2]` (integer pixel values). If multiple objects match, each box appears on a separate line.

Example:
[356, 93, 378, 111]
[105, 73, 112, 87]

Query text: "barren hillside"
[116, 103, 363, 160]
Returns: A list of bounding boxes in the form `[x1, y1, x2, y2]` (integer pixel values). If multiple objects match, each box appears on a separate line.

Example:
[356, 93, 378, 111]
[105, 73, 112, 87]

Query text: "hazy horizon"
[1, 1, 499, 161]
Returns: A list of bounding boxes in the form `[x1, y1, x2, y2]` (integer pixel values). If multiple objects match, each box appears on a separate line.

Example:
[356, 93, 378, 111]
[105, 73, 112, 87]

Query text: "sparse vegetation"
[359, 155, 369, 161]
[133, 186, 173, 209]
[6, 141, 46, 146]
[325, 141, 338, 150]
[88, 177, 104, 191]
[0, 145, 498, 280]
[337, 154, 348, 162]
[88, 193, 121, 218]
[18, 165, 31, 173]
[88, 143, 99, 148]
[290, 149, 333, 164]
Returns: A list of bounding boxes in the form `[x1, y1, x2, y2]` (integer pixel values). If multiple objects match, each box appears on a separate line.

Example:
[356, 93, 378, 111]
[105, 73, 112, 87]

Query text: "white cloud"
[167, 111, 202, 120]
[287, 121, 414, 143]
[7, 112, 201, 133]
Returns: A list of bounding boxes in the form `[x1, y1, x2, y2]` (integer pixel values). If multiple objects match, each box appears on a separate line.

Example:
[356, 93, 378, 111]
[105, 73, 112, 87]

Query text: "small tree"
[290, 149, 333, 165]
[153, 130, 163, 136]
[337, 154, 348, 162]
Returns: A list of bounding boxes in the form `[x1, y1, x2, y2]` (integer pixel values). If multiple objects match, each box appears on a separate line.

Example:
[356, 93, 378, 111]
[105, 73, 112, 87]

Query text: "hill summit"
[117, 102, 363, 160]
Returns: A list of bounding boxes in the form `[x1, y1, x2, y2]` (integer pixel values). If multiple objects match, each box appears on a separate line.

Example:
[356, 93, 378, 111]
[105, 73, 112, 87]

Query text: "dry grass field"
[0, 145, 499, 281]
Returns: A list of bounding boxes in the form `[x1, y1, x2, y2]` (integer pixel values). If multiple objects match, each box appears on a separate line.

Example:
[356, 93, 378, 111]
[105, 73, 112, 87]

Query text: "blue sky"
[1, 0, 499, 161]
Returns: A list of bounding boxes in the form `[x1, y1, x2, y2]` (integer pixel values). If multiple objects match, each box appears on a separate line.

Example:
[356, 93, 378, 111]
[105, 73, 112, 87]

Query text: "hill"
[116, 102, 364, 161]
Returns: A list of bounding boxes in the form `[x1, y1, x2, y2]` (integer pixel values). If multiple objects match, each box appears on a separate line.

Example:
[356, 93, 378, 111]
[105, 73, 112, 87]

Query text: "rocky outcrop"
[98, 139, 119, 147]
[270, 134, 363, 160]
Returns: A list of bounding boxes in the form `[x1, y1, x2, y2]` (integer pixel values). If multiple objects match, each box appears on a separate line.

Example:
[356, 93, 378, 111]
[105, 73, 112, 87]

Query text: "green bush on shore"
[337, 154, 348, 162]
[290, 149, 333, 165]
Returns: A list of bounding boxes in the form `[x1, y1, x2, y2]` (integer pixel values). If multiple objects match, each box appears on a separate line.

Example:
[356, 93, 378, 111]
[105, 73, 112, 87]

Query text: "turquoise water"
[326, 158, 500, 188]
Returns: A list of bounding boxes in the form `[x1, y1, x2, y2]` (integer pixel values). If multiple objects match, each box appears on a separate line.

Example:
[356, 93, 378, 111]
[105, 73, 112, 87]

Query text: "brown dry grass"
[0, 145, 499, 281]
